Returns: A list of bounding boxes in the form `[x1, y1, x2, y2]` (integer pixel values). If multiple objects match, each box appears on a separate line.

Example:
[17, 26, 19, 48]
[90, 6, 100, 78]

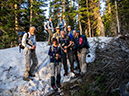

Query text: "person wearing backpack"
[22, 26, 38, 81]
[74, 30, 90, 75]
[44, 17, 54, 45]
[52, 27, 61, 42]
[72, 30, 80, 72]
[59, 31, 74, 76]
[67, 26, 74, 40]
[48, 38, 61, 89]
[57, 16, 66, 31]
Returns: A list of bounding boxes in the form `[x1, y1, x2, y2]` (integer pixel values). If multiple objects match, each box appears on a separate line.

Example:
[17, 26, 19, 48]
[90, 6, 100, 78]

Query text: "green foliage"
[0, 0, 46, 49]
[103, 0, 129, 36]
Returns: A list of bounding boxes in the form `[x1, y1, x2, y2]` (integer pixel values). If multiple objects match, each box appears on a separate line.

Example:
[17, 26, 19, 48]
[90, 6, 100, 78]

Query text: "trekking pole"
[34, 51, 40, 80]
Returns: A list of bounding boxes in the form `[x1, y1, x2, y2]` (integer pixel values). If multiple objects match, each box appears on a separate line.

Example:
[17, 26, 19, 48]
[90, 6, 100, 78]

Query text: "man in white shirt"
[22, 26, 38, 81]
[44, 17, 54, 45]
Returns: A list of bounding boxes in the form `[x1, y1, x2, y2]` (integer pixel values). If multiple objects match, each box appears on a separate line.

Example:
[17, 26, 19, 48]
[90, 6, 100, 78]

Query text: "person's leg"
[29, 51, 37, 75]
[61, 50, 68, 75]
[24, 50, 31, 81]
[75, 49, 80, 70]
[77, 49, 81, 73]
[50, 62, 55, 87]
[56, 62, 61, 87]
[67, 49, 74, 72]
[49, 29, 53, 44]
[81, 48, 87, 73]
[48, 29, 53, 45]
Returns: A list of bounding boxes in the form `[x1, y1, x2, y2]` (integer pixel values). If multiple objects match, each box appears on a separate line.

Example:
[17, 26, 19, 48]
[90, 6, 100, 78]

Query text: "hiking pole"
[34, 51, 40, 80]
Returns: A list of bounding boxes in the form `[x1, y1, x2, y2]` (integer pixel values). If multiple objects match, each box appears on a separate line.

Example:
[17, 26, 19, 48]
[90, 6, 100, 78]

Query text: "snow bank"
[0, 37, 113, 96]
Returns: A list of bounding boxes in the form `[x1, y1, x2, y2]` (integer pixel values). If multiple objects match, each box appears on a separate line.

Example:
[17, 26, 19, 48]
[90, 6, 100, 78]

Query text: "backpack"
[51, 45, 60, 52]
[46, 21, 52, 29]
[58, 20, 64, 29]
[79, 35, 90, 49]
[17, 32, 29, 52]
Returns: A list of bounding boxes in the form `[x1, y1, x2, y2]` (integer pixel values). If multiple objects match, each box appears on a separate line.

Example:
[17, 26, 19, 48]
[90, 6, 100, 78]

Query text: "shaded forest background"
[0, 0, 129, 49]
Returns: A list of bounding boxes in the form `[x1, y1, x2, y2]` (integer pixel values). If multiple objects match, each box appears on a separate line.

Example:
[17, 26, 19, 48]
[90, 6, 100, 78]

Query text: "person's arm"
[63, 20, 66, 26]
[51, 22, 54, 32]
[59, 47, 61, 58]
[59, 38, 64, 51]
[44, 21, 48, 30]
[22, 33, 32, 49]
[67, 36, 72, 48]
[33, 35, 36, 47]
[52, 33, 55, 39]
[59, 43, 64, 51]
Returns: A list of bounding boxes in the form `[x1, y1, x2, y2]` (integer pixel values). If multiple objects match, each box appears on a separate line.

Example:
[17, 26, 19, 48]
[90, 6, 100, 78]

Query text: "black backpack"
[17, 32, 29, 52]
[80, 35, 90, 49]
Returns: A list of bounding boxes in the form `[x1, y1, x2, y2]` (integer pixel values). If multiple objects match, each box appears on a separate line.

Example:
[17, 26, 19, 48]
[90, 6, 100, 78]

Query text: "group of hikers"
[21, 16, 90, 90]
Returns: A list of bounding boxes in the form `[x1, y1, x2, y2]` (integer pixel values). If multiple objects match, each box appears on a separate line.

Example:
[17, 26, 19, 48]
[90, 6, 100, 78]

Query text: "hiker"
[59, 31, 74, 76]
[72, 30, 80, 71]
[48, 38, 62, 89]
[52, 27, 61, 42]
[57, 16, 66, 31]
[74, 30, 90, 75]
[22, 26, 38, 81]
[44, 17, 54, 45]
[67, 26, 74, 40]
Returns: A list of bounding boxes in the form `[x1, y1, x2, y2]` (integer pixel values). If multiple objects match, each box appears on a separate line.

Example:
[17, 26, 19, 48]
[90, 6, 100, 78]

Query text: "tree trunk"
[30, 0, 33, 27]
[115, 0, 120, 35]
[97, 0, 105, 36]
[86, 0, 91, 37]
[14, 0, 18, 33]
[78, 0, 82, 35]
[85, 29, 88, 37]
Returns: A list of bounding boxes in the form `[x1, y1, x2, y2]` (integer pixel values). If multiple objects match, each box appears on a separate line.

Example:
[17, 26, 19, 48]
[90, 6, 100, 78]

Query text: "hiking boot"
[52, 86, 56, 90]
[29, 72, 35, 77]
[71, 70, 75, 73]
[29, 73, 35, 77]
[57, 84, 61, 88]
[23, 77, 32, 81]
[64, 73, 68, 76]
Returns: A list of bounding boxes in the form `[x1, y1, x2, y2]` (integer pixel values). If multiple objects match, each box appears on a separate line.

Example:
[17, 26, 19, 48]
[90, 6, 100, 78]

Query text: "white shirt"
[44, 21, 54, 32]
[22, 32, 36, 49]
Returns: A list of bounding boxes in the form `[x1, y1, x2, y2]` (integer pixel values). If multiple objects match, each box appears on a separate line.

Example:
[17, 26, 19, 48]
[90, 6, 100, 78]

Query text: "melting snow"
[0, 37, 113, 95]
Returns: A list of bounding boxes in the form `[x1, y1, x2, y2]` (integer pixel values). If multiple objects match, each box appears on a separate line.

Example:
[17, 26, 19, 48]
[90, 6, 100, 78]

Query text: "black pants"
[61, 50, 68, 74]
[67, 49, 74, 71]
[73, 49, 80, 70]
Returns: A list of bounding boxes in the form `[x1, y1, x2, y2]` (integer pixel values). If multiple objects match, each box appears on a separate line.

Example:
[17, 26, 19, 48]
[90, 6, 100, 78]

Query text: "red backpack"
[79, 37, 83, 45]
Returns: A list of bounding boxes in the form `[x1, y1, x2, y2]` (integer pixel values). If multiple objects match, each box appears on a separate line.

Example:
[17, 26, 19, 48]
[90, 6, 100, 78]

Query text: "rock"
[60, 92, 64, 95]
[61, 82, 69, 88]
[77, 79, 82, 83]
[45, 90, 55, 96]
[70, 78, 78, 83]
[70, 89, 78, 96]
[70, 84, 79, 89]
[123, 73, 129, 78]
[126, 82, 129, 92]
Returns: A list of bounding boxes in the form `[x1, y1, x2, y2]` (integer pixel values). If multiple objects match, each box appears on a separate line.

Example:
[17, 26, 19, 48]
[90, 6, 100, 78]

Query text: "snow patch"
[0, 37, 113, 95]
